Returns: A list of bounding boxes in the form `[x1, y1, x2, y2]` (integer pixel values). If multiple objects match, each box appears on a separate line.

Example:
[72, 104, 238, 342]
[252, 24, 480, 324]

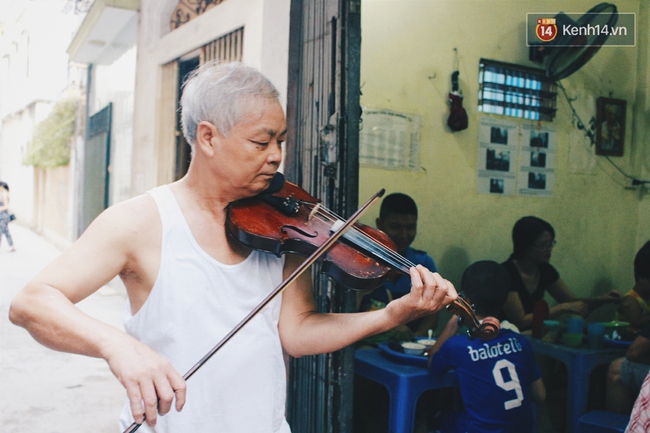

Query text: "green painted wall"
[358, 0, 649, 323]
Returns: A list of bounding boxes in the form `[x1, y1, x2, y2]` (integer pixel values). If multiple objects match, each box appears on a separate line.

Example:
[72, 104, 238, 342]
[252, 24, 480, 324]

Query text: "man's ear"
[195, 121, 218, 157]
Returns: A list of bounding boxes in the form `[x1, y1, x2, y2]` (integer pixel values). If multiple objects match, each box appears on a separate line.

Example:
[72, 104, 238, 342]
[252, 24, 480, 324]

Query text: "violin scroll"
[447, 294, 500, 340]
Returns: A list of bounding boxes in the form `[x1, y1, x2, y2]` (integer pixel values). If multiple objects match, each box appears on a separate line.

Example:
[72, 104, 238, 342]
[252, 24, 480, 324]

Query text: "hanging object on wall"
[447, 48, 467, 131]
[447, 49, 468, 132]
[447, 71, 468, 131]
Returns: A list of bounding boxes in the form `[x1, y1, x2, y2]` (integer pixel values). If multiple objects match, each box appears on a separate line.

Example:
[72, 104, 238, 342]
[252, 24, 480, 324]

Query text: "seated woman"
[615, 240, 650, 333]
[501, 216, 620, 331]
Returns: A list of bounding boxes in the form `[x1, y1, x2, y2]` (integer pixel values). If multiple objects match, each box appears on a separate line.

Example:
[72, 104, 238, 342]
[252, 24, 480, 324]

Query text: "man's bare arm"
[9, 196, 186, 427]
[10, 202, 136, 353]
[278, 254, 457, 357]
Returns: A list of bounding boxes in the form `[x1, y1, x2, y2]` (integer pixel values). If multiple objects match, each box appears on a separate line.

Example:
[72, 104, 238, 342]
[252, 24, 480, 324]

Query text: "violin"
[227, 174, 500, 340]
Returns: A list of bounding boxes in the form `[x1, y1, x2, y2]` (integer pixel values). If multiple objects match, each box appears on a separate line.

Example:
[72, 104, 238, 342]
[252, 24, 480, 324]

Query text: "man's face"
[376, 213, 417, 255]
[210, 97, 286, 197]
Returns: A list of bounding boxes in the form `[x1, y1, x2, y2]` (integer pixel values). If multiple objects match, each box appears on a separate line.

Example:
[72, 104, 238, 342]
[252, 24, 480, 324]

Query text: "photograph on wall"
[518, 124, 556, 196]
[519, 148, 556, 171]
[477, 117, 520, 195]
[477, 118, 556, 197]
[490, 126, 509, 144]
[478, 117, 519, 148]
[522, 123, 557, 152]
[477, 175, 517, 195]
[486, 147, 511, 171]
[518, 170, 554, 196]
[529, 130, 549, 148]
[531, 151, 546, 167]
[595, 97, 626, 156]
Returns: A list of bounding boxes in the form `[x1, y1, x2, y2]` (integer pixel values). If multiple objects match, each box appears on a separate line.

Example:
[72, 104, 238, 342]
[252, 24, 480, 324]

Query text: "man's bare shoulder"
[81, 193, 160, 246]
[104, 193, 157, 222]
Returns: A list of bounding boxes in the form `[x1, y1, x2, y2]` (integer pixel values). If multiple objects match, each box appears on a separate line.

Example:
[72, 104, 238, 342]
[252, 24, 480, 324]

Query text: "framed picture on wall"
[595, 97, 626, 157]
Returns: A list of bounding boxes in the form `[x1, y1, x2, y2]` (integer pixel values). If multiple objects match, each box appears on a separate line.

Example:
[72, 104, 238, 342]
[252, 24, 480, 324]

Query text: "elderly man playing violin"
[9, 61, 458, 433]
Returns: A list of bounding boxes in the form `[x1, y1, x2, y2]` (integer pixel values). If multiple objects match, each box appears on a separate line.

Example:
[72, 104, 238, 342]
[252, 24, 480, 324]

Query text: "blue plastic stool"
[574, 410, 629, 433]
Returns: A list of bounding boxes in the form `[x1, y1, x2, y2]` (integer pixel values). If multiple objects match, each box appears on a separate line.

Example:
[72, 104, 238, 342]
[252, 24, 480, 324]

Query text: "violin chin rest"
[262, 172, 286, 195]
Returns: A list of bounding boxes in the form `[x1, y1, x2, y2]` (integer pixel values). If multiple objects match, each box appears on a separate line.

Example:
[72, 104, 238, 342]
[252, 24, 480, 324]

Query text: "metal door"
[80, 103, 112, 234]
[284, 1, 361, 432]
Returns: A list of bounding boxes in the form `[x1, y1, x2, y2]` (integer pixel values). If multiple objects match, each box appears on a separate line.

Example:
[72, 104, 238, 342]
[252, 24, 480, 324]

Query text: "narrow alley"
[0, 224, 126, 432]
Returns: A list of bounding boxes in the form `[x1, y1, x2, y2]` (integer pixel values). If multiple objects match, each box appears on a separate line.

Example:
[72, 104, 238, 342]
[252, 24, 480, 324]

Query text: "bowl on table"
[562, 332, 584, 347]
[401, 342, 426, 356]
[416, 338, 437, 352]
[603, 321, 631, 340]
[542, 320, 564, 343]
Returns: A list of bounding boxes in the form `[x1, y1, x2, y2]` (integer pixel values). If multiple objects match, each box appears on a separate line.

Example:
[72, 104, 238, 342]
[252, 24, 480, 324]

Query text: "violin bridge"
[329, 219, 344, 233]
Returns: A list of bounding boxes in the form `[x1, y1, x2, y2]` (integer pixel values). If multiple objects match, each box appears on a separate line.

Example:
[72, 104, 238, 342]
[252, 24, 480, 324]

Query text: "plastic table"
[354, 348, 457, 433]
[526, 337, 626, 433]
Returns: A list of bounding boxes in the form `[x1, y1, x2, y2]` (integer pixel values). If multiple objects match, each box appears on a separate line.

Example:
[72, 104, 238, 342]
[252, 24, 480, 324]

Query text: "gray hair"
[180, 61, 280, 147]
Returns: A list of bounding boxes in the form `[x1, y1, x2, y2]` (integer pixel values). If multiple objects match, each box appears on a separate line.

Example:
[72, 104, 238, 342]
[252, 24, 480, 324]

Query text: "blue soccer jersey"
[430, 329, 541, 433]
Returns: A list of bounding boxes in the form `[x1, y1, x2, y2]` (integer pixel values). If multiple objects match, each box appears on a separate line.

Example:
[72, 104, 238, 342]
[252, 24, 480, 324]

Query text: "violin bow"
[123, 188, 385, 432]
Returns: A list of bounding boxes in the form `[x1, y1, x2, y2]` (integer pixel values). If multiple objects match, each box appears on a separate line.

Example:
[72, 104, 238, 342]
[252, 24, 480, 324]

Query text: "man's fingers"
[155, 377, 175, 416]
[411, 266, 458, 307]
[170, 374, 187, 412]
[126, 383, 145, 426]
[139, 380, 159, 427]
[439, 274, 458, 302]
[408, 266, 423, 290]
[125, 373, 185, 427]
[108, 340, 186, 426]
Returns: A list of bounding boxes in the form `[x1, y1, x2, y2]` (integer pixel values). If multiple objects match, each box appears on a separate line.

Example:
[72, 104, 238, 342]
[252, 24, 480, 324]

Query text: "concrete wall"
[37, 166, 72, 249]
[358, 0, 649, 322]
[131, 0, 291, 195]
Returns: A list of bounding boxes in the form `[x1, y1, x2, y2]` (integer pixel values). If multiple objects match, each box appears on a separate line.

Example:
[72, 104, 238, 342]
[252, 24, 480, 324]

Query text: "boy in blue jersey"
[358, 193, 438, 344]
[427, 261, 546, 433]
[354, 193, 439, 433]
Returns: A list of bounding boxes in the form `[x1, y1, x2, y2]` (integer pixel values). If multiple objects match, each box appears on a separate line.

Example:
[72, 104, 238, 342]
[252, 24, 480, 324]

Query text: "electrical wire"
[557, 81, 650, 186]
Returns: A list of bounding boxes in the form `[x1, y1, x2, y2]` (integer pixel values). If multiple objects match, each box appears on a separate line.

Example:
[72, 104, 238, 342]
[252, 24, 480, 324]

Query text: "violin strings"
[303, 203, 415, 273]
[345, 230, 414, 273]
[306, 204, 412, 268]
[303, 203, 403, 263]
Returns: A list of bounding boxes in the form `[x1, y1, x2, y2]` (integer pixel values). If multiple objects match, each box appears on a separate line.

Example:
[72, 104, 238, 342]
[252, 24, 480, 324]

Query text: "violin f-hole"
[281, 225, 318, 238]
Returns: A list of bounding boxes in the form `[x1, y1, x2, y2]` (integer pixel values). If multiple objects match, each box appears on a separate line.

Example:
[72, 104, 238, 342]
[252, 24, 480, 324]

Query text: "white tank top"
[119, 185, 290, 433]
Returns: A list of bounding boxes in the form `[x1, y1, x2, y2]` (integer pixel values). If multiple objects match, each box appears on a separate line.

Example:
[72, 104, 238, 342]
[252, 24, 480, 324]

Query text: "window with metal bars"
[478, 58, 557, 121]
[201, 27, 244, 64]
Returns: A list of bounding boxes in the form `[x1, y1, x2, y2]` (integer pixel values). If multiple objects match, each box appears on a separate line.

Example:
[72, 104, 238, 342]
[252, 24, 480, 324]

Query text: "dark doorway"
[175, 57, 200, 180]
